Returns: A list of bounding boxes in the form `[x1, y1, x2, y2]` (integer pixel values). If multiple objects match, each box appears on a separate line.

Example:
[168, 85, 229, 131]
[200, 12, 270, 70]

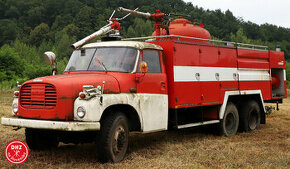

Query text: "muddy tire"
[239, 100, 261, 132]
[220, 102, 239, 136]
[98, 112, 129, 163]
[25, 128, 59, 150]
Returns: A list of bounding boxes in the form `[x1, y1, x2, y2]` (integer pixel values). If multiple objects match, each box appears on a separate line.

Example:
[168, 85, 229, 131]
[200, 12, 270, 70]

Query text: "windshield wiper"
[96, 58, 108, 72]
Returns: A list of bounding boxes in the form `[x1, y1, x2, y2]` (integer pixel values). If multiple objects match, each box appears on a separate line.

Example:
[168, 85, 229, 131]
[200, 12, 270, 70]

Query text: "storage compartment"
[271, 68, 286, 97]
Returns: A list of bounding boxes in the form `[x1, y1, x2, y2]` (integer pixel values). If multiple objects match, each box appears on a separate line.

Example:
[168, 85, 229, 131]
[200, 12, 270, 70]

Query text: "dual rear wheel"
[220, 100, 261, 136]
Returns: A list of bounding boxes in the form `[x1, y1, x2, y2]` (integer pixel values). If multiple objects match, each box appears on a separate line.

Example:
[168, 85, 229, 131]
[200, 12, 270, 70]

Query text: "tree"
[29, 23, 50, 46]
[74, 6, 94, 39]
[27, 6, 46, 27]
[13, 39, 38, 64]
[63, 24, 80, 38]
[126, 26, 136, 37]
[0, 19, 18, 46]
[230, 28, 250, 43]
[54, 31, 74, 59]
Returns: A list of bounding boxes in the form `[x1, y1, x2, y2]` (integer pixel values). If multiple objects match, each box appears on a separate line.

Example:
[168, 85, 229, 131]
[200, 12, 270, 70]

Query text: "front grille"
[20, 83, 57, 109]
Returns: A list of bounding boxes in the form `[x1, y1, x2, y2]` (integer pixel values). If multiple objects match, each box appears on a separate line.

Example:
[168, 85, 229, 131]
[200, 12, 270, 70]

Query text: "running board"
[177, 120, 220, 129]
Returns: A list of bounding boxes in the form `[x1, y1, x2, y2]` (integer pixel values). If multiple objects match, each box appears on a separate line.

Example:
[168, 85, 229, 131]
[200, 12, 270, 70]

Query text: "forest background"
[1, 0, 290, 89]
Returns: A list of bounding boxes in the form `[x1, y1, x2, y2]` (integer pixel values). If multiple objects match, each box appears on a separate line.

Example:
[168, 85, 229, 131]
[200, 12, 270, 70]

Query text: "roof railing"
[122, 35, 269, 51]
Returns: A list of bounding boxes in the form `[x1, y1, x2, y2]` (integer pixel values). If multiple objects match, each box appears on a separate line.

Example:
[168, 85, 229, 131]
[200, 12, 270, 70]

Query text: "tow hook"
[13, 127, 21, 131]
[265, 106, 275, 115]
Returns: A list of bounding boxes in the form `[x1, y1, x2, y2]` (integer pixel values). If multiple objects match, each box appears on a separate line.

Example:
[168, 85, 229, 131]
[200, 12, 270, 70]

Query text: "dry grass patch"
[0, 93, 289, 168]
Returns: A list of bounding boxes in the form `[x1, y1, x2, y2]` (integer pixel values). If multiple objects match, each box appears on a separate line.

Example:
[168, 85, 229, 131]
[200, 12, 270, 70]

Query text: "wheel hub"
[113, 126, 126, 155]
[249, 111, 258, 130]
[225, 113, 235, 133]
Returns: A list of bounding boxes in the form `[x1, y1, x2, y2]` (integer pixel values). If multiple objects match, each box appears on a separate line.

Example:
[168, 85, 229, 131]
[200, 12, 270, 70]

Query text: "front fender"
[74, 94, 142, 122]
[74, 93, 168, 133]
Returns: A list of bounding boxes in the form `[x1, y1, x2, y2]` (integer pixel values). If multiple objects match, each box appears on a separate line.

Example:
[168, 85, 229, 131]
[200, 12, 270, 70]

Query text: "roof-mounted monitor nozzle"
[71, 8, 138, 49]
[118, 7, 190, 37]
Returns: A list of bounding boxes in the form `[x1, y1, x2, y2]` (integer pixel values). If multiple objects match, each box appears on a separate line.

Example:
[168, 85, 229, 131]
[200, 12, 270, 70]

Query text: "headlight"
[77, 106, 86, 118]
[12, 103, 18, 114]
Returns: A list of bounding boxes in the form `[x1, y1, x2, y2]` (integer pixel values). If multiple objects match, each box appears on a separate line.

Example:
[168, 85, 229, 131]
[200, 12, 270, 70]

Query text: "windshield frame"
[64, 46, 140, 73]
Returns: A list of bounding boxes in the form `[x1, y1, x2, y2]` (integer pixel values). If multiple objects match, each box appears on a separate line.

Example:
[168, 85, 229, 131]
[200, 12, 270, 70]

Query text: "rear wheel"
[98, 112, 129, 163]
[25, 128, 59, 150]
[239, 100, 261, 132]
[220, 102, 239, 136]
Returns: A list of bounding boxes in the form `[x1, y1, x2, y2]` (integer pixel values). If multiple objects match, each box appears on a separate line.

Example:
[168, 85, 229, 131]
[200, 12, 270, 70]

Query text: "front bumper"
[1, 117, 100, 131]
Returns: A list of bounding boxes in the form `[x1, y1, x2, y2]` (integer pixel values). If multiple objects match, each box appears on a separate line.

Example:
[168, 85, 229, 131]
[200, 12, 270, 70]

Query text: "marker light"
[14, 91, 19, 97]
[79, 92, 86, 99]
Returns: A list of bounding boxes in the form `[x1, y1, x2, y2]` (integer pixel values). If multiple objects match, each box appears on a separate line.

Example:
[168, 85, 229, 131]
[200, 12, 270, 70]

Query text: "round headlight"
[77, 106, 86, 118]
[12, 103, 18, 114]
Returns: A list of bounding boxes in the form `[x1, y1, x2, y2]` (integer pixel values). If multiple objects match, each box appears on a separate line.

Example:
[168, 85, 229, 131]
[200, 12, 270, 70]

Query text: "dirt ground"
[0, 91, 289, 168]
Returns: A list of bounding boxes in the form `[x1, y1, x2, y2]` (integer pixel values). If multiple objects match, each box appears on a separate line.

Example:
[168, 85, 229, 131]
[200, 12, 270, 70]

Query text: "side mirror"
[139, 61, 148, 73]
[43, 51, 57, 75]
[43, 51, 56, 66]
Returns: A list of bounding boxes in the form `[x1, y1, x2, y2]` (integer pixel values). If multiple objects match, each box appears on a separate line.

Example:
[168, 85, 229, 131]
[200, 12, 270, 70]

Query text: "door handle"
[161, 82, 166, 90]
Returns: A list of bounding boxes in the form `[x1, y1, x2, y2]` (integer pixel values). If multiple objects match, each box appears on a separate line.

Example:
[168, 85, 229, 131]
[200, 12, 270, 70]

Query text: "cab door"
[135, 49, 168, 132]
[136, 50, 167, 94]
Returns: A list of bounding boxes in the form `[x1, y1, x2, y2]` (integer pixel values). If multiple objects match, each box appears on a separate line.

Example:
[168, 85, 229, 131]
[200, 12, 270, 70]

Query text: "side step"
[177, 120, 220, 129]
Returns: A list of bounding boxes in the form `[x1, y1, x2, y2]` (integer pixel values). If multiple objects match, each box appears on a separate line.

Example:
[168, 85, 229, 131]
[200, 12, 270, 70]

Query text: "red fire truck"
[1, 7, 287, 163]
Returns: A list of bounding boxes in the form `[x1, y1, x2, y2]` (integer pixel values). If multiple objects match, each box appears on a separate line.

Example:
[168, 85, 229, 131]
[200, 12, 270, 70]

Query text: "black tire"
[220, 102, 239, 136]
[239, 100, 261, 132]
[25, 128, 59, 150]
[98, 112, 129, 163]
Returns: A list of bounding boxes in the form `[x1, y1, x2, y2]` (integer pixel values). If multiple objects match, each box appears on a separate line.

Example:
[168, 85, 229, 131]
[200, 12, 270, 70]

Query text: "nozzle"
[118, 7, 151, 18]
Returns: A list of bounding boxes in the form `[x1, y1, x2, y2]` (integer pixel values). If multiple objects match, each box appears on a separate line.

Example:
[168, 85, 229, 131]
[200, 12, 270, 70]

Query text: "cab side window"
[142, 50, 161, 73]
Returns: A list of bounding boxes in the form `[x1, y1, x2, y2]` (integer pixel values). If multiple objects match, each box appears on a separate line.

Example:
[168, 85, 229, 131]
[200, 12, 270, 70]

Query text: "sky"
[183, 0, 290, 28]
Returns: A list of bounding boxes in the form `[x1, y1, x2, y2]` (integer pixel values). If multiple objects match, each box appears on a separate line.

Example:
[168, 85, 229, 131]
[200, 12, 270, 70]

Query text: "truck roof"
[82, 41, 163, 50]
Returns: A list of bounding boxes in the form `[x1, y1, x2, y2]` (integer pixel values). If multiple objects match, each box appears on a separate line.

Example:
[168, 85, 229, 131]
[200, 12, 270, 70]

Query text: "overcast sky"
[183, 0, 290, 28]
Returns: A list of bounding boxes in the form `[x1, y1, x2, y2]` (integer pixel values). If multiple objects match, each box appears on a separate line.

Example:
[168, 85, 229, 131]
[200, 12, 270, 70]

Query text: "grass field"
[0, 91, 289, 168]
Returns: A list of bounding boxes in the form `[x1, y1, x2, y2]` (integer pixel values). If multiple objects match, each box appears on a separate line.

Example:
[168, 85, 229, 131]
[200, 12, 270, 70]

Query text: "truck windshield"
[65, 47, 138, 73]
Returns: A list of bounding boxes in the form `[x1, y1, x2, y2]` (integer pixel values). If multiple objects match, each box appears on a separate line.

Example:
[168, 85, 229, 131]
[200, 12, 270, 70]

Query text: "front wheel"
[220, 102, 239, 136]
[98, 112, 129, 163]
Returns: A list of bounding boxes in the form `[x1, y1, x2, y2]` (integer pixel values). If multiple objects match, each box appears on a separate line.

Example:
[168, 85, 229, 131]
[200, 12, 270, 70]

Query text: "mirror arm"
[135, 73, 146, 83]
[52, 64, 58, 76]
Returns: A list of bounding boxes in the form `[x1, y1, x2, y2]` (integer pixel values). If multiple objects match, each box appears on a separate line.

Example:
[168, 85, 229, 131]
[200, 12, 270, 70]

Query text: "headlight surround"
[77, 106, 86, 118]
[12, 103, 18, 114]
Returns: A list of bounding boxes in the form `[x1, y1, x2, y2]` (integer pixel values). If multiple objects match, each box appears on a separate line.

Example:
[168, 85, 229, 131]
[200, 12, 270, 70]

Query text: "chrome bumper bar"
[1, 117, 100, 131]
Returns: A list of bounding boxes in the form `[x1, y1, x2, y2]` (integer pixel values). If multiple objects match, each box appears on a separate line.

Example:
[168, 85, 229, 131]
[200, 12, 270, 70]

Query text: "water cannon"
[118, 7, 151, 19]
[118, 7, 190, 36]
[71, 8, 138, 49]
[118, 7, 165, 36]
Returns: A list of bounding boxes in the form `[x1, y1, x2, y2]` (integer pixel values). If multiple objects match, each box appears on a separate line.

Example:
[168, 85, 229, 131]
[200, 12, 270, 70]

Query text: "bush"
[0, 45, 24, 81]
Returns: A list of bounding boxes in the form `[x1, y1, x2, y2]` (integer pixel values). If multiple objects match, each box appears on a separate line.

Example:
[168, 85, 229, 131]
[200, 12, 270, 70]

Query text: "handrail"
[122, 35, 269, 51]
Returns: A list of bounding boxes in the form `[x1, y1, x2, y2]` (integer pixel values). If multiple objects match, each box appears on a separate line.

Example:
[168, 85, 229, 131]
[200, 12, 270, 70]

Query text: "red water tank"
[152, 17, 211, 43]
